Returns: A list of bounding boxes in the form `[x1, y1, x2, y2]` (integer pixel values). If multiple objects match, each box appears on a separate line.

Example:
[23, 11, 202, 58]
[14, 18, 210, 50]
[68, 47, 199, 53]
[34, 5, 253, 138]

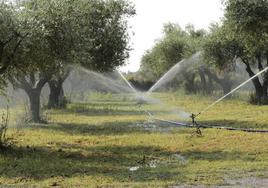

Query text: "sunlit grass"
[0, 92, 267, 187]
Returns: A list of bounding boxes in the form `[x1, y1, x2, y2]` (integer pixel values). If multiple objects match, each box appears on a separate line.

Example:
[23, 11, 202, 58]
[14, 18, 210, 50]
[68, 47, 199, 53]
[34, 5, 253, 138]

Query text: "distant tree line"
[135, 0, 268, 104]
[0, 0, 135, 122]
[133, 23, 236, 95]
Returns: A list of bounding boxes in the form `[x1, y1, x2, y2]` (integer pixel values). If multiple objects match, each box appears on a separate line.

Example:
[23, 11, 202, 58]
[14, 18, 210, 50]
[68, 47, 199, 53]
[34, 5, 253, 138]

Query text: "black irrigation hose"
[196, 123, 268, 133]
[144, 108, 268, 133]
[153, 117, 268, 133]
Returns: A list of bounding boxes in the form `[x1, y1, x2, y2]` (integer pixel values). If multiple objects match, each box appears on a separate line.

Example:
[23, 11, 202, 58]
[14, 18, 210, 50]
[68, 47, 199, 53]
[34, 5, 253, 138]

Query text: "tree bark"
[184, 73, 196, 94]
[47, 68, 70, 109]
[240, 58, 268, 104]
[244, 62, 264, 104]
[47, 80, 65, 109]
[262, 69, 268, 100]
[198, 68, 207, 94]
[262, 53, 268, 99]
[203, 68, 232, 95]
[26, 89, 42, 123]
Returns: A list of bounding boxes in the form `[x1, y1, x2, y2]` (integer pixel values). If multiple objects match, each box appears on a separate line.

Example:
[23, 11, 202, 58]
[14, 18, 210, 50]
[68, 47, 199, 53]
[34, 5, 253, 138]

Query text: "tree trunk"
[222, 83, 232, 95]
[203, 68, 232, 95]
[184, 74, 196, 94]
[47, 68, 70, 109]
[198, 68, 207, 94]
[198, 68, 213, 94]
[221, 75, 233, 95]
[26, 89, 42, 123]
[244, 63, 264, 104]
[262, 53, 268, 100]
[47, 81, 65, 109]
[8, 72, 50, 123]
[262, 70, 268, 103]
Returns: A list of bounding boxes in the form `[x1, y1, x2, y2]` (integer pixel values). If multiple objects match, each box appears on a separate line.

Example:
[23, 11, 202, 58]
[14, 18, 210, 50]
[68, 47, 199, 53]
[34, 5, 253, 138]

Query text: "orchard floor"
[0, 93, 268, 187]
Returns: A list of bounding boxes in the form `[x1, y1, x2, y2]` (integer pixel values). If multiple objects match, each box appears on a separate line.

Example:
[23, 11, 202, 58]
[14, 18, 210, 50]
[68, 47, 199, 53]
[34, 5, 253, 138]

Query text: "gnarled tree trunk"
[9, 72, 50, 123]
[26, 89, 42, 122]
[243, 59, 268, 105]
[198, 68, 213, 94]
[203, 68, 233, 95]
[47, 80, 65, 109]
[47, 68, 71, 109]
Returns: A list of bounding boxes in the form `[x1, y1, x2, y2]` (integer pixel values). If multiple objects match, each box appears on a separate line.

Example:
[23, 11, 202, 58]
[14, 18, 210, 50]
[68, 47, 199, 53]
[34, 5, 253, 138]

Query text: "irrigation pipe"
[152, 116, 268, 133]
[141, 101, 268, 133]
[142, 108, 268, 133]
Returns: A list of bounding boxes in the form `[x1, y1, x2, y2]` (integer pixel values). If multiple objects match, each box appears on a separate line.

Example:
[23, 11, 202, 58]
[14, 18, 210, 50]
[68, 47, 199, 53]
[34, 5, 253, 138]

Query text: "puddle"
[128, 160, 158, 172]
[129, 166, 140, 171]
[149, 160, 157, 168]
[173, 154, 187, 164]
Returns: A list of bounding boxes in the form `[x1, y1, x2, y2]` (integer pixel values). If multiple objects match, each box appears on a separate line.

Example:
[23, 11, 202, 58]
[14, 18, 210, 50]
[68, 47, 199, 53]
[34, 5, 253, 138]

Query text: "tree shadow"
[0, 144, 179, 183]
[0, 142, 262, 185]
[39, 121, 145, 136]
[49, 101, 171, 117]
[54, 108, 145, 116]
[72, 101, 138, 107]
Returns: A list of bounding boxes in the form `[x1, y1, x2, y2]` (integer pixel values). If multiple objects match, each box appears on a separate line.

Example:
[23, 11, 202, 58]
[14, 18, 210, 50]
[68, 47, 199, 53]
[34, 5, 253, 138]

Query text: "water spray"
[117, 71, 137, 93]
[147, 59, 185, 93]
[119, 65, 268, 134]
[196, 66, 268, 118]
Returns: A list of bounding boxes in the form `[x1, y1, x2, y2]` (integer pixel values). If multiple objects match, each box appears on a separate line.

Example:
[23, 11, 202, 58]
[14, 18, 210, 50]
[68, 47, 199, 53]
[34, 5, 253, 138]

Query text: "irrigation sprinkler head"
[190, 113, 202, 136]
[190, 113, 197, 125]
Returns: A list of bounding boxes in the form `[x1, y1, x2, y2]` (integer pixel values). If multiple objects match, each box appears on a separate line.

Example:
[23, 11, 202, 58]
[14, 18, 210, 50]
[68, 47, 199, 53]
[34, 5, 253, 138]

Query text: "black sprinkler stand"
[190, 113, 202, 136]
[190, 113, 196, 125]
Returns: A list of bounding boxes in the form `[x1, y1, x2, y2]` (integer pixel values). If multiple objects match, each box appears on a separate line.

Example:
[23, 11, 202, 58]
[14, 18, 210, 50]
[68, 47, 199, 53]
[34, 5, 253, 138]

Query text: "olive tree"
[139, 23, 190, 81]
[7, 0, 134, 122]
[25, 0, 135, 109]
[204, 0, 268, 104]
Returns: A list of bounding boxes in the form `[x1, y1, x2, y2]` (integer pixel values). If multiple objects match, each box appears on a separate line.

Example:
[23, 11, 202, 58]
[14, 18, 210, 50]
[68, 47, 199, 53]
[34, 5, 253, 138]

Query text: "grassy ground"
[0, 93, 268, 187]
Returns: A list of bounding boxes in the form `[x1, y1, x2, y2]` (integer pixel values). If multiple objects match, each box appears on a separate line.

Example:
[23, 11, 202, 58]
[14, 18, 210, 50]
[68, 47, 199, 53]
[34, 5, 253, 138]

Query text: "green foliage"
[139, 23, 206, 82]
[73, 0, 135, 72]
[1, 0, 135, 91]
[224, 0, 268, 34]
[203, 24, 244, 68]
[203, 0, 268, 104]
[17, 0, 135, 72]
[0, 2, 21, 76]
[205, 0, 268, 67]
[1, 0, 135, 121]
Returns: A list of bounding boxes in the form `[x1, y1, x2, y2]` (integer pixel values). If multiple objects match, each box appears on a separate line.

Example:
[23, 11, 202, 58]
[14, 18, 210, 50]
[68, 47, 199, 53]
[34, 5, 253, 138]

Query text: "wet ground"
[131, 122, 268, 188]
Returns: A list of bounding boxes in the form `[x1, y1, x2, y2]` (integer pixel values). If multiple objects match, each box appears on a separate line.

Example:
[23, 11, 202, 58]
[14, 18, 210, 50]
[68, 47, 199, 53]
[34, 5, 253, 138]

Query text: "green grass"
[0, 93, 268, 187]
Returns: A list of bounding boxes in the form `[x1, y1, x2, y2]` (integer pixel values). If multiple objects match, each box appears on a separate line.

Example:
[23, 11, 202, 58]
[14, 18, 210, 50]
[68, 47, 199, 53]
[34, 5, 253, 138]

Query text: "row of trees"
[135, 23, 235, 95]
[0, 0, 135, 122]
[136, 0, 268, 104]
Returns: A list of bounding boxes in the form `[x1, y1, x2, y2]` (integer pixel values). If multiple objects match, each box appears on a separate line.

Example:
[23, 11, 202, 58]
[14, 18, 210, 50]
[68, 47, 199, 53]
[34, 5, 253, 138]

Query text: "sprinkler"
[190, 113, 202, 136]
[190, 113, 196, 125]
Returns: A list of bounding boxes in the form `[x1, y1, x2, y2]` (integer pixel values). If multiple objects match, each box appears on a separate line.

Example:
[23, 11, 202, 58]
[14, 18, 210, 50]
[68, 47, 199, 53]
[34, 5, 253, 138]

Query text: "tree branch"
[257, 54, 264, 71]
[61, 67, 72, 82]
[36, 72, 51, 90]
